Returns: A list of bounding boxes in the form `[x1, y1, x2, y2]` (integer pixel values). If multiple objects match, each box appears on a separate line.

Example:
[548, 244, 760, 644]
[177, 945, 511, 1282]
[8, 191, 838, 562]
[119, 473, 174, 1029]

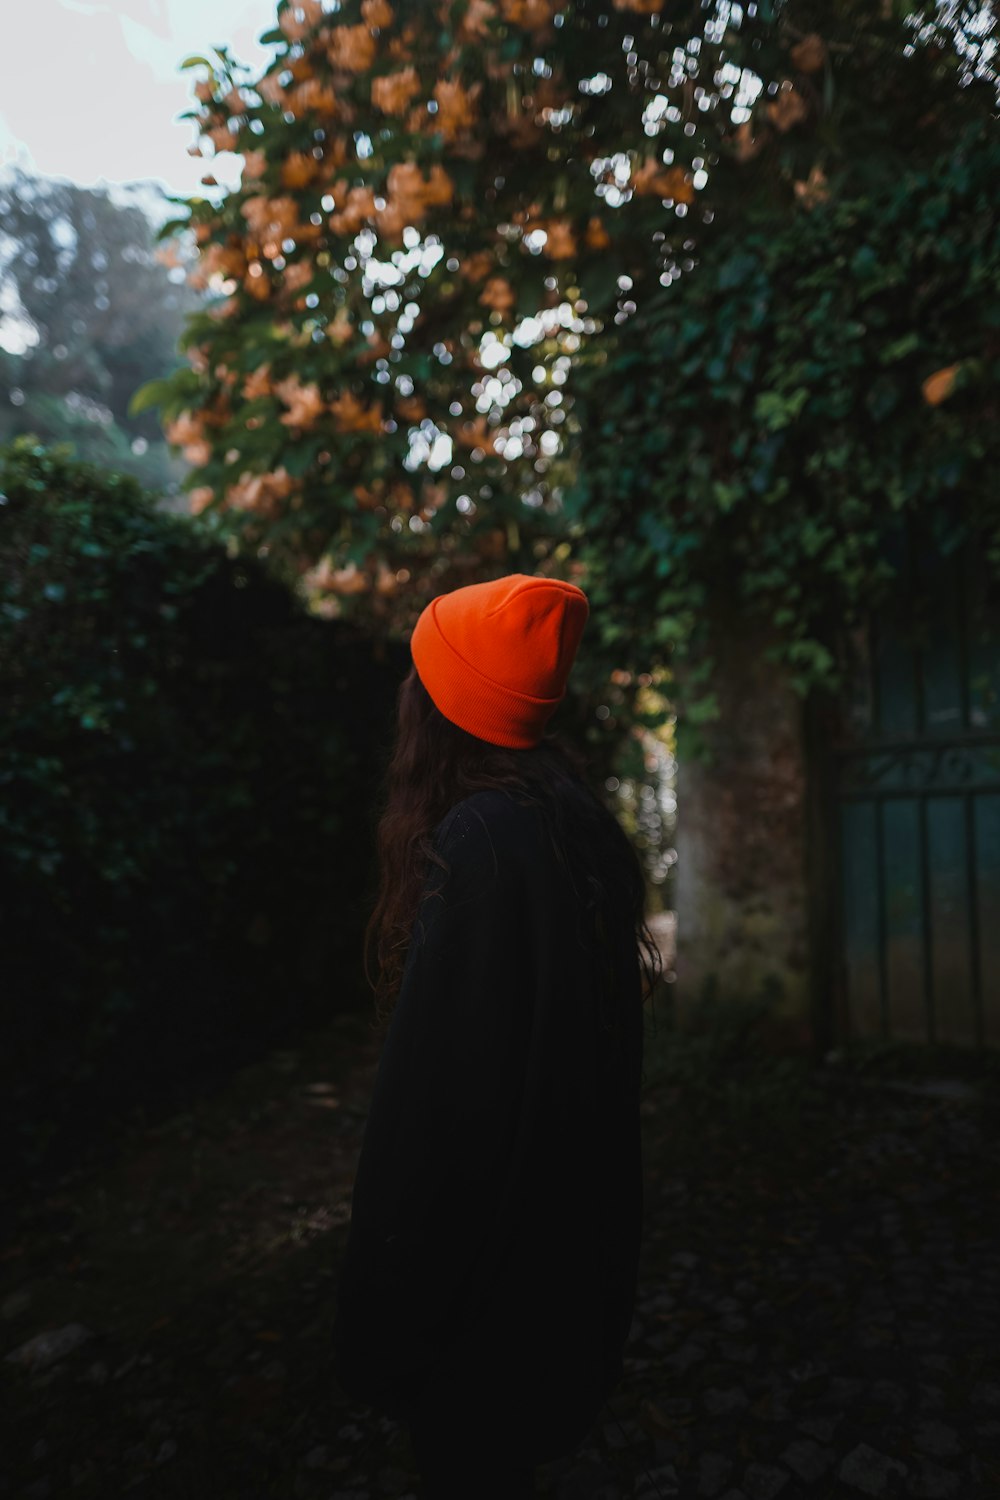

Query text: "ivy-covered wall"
[570, 119, 1000, 758]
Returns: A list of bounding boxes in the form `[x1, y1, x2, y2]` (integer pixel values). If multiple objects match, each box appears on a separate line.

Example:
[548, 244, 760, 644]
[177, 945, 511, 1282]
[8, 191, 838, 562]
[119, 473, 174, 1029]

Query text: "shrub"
[0, 438, 407, 1190]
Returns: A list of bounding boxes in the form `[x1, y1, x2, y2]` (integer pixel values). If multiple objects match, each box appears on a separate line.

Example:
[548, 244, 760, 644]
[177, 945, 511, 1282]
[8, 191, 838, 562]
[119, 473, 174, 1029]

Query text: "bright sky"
[0, 0, 279, 209]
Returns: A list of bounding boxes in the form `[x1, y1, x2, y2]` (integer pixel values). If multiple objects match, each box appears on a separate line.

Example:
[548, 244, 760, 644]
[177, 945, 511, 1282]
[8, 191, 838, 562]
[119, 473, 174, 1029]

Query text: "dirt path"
[2, 1004, 998, 1499]
[2, 1009, 385, 1497]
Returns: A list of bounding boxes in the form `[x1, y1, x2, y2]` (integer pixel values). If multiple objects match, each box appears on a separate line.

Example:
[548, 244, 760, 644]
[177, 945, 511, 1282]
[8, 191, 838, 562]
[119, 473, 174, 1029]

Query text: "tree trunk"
[673, 622, 813, 1050]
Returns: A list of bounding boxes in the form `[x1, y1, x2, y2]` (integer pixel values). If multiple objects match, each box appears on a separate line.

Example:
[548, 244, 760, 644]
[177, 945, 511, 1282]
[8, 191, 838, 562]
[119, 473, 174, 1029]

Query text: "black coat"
[331, 784, 645, 1466]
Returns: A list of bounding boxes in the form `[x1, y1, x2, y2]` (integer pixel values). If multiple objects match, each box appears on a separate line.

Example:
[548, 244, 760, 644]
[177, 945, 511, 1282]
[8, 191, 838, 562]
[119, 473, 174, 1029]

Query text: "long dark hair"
[364, 664, 662, 1031]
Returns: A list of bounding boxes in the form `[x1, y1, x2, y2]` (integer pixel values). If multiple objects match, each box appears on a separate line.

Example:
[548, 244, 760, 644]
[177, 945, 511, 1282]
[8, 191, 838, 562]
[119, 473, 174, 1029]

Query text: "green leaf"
[128, 379, 176, 418]
[717, 251, 758, 291]
[879, 332, 920, 365]
[753, 388, 809, 432]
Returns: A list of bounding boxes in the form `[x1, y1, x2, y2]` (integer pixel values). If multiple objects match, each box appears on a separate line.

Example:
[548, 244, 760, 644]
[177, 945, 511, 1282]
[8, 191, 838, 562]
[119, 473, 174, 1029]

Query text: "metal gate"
[825, 518, 1000, 1049]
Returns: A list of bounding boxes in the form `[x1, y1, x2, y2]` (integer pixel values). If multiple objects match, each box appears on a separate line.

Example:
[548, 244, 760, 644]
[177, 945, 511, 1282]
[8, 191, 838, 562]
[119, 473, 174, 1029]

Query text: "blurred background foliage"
[2, 0, 998, 1185]
[0, 170, 202, 494]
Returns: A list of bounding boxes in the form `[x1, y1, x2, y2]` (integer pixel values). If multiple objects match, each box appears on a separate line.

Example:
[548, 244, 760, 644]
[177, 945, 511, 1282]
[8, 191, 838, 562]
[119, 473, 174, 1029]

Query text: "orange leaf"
[790, 34, 827, 73]
[922, 363, 960, 406]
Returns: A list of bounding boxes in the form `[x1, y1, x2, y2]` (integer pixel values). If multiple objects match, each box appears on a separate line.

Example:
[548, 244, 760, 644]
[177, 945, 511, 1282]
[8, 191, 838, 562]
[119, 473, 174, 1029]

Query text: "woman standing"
[332, 574, 660, 1498]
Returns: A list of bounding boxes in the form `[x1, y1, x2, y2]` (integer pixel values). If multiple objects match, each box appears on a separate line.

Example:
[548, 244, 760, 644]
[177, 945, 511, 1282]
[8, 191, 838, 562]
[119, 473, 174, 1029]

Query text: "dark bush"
[0, 438, 407, 1193]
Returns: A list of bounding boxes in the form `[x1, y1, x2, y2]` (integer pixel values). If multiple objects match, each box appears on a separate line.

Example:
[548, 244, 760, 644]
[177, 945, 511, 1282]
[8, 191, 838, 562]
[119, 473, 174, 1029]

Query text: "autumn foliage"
[148, 0, 999, 736]
[153, 0, 791, 624]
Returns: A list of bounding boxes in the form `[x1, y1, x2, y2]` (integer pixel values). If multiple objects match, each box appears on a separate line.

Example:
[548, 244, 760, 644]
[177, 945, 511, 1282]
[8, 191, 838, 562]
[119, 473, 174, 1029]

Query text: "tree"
[149, 0, 999, 743]
[569, 97, 1000, 745]
[0, 171, 202, 491]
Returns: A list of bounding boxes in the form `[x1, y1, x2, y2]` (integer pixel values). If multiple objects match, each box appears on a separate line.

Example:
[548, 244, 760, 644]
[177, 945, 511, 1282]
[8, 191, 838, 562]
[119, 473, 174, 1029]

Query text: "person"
[331, 573, 661, 1498]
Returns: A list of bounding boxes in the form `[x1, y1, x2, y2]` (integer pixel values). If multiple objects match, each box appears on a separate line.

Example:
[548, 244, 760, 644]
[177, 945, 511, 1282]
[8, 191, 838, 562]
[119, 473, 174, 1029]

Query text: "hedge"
[0, 438, 407, 1190]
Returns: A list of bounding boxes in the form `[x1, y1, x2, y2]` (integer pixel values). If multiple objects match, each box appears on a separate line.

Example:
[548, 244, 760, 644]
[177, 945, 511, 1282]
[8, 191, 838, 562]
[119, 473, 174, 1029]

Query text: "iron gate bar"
[871, 609, 882, 739]
[919, 795, 934, 1043]
[958, 543, 972, 735]
[838, 783, 1000, 801]
[964, 790, 984, 1047]
[910, 515, 925, 739]
[831, 734, 1000, 755]
[875, 797, 889, 1040]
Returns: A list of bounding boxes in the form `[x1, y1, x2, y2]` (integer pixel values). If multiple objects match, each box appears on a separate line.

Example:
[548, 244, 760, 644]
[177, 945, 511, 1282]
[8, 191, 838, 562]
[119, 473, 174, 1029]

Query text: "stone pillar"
[672, 622, 813, 1049]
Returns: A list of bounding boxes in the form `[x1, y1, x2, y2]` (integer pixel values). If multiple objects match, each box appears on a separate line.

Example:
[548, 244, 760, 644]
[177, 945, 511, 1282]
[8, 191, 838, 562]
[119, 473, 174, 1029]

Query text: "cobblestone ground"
[2, 1008, 998, 1500]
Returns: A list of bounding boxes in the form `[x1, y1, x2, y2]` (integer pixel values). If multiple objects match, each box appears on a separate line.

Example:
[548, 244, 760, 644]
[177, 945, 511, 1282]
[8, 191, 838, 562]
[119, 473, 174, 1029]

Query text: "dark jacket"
[331, 784, 645, 1465]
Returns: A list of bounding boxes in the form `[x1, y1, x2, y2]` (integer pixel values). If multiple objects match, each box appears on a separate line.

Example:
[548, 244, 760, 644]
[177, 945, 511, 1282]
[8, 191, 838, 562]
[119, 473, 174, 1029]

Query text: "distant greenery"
[0, 438, 407, 1187]
[0, 171, 201, 493]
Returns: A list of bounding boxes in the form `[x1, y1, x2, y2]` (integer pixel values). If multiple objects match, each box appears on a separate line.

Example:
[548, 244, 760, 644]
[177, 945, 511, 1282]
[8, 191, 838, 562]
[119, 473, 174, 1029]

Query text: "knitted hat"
[410, 573, 589, 748]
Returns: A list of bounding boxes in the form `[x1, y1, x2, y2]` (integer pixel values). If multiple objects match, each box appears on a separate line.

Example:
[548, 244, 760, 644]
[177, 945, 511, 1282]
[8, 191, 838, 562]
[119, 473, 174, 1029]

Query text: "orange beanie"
[410, 573, 589, 748]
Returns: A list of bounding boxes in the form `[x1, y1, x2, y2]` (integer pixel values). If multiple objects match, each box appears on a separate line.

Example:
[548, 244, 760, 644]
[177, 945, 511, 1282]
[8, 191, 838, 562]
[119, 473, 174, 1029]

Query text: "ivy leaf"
[717, 251, 758, 291]
[753, 389, 809, 431]
[879, 332, 920, 365]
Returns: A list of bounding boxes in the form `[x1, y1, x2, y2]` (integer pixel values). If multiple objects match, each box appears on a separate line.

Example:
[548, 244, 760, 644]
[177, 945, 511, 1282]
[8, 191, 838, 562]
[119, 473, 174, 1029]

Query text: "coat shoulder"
[432, 787, 546, 861]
